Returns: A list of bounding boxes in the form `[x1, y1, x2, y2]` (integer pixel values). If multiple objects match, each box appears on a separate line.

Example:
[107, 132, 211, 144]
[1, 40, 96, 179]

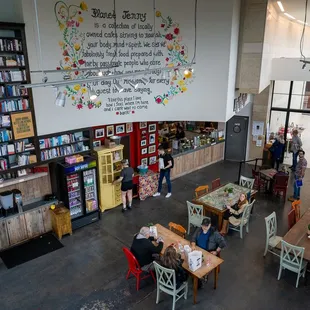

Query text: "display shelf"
[0, 66, 25, 70]
[40, 150, 91, 164]
[40, 138, 90, 151]
[0, 171, 48, 188]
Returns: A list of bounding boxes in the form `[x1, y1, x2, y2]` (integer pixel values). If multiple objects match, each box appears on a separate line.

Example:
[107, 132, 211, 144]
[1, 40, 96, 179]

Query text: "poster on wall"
[11, 112, 35, 139]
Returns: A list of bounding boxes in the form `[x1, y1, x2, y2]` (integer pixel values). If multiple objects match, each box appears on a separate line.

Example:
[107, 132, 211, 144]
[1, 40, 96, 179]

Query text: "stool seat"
[50, 204, 72, 240]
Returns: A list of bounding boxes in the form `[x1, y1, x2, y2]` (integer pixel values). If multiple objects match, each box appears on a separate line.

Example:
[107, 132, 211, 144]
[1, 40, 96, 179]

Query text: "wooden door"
[7, 215, 28, 245]
[0, 220, 10, 250]
[41, 205, 52, 232]
[24, 209, 45, 238]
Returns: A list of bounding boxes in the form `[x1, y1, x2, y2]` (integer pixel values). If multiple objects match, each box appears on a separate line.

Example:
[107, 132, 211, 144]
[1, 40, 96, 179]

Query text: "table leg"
[193, 276, 198, 304]
[218, 214, 223, 231]
[214, 266, 218, 289]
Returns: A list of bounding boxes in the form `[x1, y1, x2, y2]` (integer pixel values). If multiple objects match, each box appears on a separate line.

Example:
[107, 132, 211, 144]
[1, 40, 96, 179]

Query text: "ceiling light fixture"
[284, 13, 295, 19]
[88, 87, 97, 101]
[55, 91, 66, 107]
[129, 80, 139, 89]
[115, 81, 124, 93]
[277, 1, 285, 12]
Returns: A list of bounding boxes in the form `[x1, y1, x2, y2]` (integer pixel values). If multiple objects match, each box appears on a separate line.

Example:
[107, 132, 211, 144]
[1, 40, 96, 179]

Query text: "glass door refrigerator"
[56, 156, 100, 230]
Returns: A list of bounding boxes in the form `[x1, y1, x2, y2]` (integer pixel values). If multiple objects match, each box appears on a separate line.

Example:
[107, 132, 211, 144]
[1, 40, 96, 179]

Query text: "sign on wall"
[11, 111, 35, 139]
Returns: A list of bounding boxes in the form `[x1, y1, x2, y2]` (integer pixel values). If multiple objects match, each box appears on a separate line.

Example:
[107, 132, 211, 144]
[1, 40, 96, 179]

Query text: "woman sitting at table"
[219, 193, 248, 236]
[160, 246, 188, 288]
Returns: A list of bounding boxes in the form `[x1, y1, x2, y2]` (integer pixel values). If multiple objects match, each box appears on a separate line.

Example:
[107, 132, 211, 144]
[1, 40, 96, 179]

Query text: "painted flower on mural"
[55, 1, 99, 109]
[154, 12, 195, 106]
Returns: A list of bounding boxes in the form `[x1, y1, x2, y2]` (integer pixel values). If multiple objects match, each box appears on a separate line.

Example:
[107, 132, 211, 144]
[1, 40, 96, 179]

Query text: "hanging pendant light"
[115, 81, 124, 93]
[88, 87, 97, 101]
[55, 91, 66, 107]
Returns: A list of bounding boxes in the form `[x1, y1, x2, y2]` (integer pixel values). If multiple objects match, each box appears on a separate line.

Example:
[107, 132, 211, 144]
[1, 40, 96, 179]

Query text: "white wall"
[22, 0, 240, 135]
[0, 0, 23, 23]
[260, 2, 310, 92]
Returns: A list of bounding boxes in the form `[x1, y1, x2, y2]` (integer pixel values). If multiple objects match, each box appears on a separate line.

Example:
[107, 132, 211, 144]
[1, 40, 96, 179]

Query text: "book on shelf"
[40, 143, 89, 161]
[0, 129, 12, 142]
[0, 115, 10, 127]
[0, 144, 8, 156]
[14, 140, 34, 153]
[7, 144, 14, 155]
[0, 39, 22, 52]
[0, 158, 8, 170]
[5, 84, 28, 97]
[0, 55, 25, 67]
[0, 98, 29, 112]
[39, 133, 84, 149]
[0, 70, 26, 82]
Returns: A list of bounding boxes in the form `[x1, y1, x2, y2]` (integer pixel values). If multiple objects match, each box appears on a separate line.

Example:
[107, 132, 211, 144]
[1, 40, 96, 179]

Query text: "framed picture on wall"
[148, 145, 156, 154]
[141, 148, 148, 155]
[140, 122, 147, 129]
[116, 124, 125, 134]
[148, 123, 156, 132]
[149, 133, 156, 144]
[107, 125, 114, 137]
[141, 158, 148, 166]
[141, 139, 147, 147]
[95, 128, 104, 138]
[149, 156, 157, 165]
[93, 140, 101, 147]
[126, 122, 133, 133]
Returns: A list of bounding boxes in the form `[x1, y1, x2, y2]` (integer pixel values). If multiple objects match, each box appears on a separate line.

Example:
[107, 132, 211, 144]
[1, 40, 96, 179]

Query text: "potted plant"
[227, 188, 234, 198]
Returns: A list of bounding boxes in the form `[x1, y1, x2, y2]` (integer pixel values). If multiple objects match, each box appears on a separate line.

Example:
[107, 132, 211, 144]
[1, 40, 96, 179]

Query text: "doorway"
[225, 115, 249, 161]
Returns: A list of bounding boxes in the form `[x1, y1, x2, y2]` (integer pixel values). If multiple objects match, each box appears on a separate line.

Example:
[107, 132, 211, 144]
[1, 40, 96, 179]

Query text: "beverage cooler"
[54, 156, 100, 230]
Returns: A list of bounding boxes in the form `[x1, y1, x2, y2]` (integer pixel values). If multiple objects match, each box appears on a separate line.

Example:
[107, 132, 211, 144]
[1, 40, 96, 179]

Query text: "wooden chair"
[288, 209, 296, 230]
[252, 169, 267, 191]
[211, 178, 221, 191]
[292, 200, 301, 222]
[168, 222, 187, 239]
[273, 174, 289, 199]
[195, 185, 209, 198]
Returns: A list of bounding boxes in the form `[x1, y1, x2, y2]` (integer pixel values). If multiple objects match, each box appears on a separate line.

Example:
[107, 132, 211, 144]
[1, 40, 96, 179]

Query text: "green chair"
[154, 262, 188, 310]
[277, 240, 307, 288]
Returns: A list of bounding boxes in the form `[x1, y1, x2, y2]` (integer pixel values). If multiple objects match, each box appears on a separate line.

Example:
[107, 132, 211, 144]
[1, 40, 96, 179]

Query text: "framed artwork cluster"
[139, 122, 158, 167]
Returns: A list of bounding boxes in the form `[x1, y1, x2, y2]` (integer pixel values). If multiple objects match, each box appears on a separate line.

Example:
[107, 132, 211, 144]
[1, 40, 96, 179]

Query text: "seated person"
[191, 217, 226, 255]
[160, 246, 188, 289]
[131, 226, 164, 270]
[219, 193, 248, 235]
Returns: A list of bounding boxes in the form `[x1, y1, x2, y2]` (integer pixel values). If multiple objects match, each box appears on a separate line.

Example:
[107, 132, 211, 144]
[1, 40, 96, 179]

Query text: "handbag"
[296, 179, 303, 187]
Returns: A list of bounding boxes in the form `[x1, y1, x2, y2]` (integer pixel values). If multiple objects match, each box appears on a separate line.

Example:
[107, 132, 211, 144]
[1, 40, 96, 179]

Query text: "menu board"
[11, 111, 35, 139]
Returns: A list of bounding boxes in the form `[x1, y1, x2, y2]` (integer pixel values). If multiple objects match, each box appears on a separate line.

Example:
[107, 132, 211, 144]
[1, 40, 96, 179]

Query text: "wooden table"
[156, 224, 224, 304]
[259, 169, 277, 179]
[276, 208, 310, 261]
[192, 183, 257, 230]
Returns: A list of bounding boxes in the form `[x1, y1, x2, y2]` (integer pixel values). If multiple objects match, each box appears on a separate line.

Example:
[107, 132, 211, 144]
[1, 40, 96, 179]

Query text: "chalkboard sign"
[11, 112, 35, 140]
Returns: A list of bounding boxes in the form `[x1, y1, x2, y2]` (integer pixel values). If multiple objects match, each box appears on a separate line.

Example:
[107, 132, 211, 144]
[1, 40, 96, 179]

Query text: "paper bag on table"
[188, 250, 202, 272]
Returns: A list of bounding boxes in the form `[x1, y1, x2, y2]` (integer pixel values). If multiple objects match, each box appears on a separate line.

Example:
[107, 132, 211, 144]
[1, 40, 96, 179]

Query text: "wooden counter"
[171, 142, 225, 179]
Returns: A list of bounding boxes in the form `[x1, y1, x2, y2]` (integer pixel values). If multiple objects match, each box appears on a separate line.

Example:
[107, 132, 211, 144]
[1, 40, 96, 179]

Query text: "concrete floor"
[0, 160, 310, 310]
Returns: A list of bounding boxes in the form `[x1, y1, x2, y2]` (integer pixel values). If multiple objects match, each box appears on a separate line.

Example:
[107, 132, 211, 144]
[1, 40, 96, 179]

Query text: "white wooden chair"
[264, 212, 282, 257]
[239, 175, 255, 190]
[154, 262, 188, 310]
[229, 200, 255, 239]
[186, 201, 207, 234]
[277, 240, 307, 288]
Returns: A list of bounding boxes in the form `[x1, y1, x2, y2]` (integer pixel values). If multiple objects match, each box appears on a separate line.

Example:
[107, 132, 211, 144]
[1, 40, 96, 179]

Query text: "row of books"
[39, 133, 84, 149]
[0, 143, 35, 158]
[0, 115, 10, 127]
[0, 98, 29, 112]
[0, 158, 8, 170]
[0, 55, 25, 67]
[0, 39, 22, 52]
[0, 129, 12, 142]
[0, 85, 28, 98]
[0, 70, 26, 82]
[40, 143, 85, 161]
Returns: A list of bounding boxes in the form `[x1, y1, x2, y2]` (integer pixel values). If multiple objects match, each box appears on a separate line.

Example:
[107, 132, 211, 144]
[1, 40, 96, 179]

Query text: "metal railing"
[237, 158, 264, 184]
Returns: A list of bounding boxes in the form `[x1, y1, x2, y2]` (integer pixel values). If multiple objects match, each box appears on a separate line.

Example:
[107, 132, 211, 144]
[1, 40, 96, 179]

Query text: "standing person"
[270, 134, 285, 171]
[176, 126, 185, 140]
[153, 146, 173, 198]
[113, 159, 134, 212]
[290, 130, 302, 171]
[289, 150, 307, 201]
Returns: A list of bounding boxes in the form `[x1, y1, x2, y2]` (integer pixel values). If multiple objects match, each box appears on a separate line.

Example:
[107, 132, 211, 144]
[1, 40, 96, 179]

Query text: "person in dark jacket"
[270, 135, 285, 171]
[131, 227, 164, 270]
[160, 246, 188, 288]
[190, 217, 226, 255]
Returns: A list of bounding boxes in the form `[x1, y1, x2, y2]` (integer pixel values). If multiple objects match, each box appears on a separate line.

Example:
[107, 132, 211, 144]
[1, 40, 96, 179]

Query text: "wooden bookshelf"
[0, 22, 38, 174]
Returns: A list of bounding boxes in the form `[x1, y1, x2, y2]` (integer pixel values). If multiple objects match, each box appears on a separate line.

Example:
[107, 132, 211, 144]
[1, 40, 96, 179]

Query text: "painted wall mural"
[53, 1, 194, 111]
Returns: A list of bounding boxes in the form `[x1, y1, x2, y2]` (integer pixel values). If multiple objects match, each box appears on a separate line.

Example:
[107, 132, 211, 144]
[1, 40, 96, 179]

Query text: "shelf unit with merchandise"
[0, 22, 38, 173]
[94, 144, 124, 212]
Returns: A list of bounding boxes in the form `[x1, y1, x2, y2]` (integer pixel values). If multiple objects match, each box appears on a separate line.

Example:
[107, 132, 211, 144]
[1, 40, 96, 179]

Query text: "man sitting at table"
[191, 217, 226, 255]
[131, 226, 164, 270]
